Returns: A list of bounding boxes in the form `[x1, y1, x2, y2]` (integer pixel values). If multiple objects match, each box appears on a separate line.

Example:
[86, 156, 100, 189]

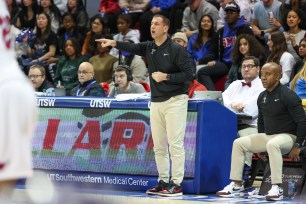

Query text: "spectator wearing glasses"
[28, 64, 54, 93]
[71, 62, 106, 97]
[222, 56, 265, 187]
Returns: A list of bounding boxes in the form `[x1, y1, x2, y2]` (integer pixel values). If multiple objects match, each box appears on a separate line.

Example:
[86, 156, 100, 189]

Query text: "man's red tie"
[241, 82, 251, 87]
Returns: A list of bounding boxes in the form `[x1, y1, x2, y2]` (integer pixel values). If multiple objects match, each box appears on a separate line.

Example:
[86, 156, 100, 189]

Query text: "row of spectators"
[6, 0, 306, 100]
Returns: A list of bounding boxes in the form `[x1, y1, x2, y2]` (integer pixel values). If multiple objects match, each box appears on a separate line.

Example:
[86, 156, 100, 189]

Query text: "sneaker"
[146, 180, 168, 195]
[248, 188, 260, 196]
[159, 181, 183, 197]
[266, 185, 283, 201]
[216, 182, 244, 197]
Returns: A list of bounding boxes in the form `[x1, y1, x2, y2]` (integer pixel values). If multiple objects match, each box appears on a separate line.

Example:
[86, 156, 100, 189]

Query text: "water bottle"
[287, 175, 296, 199]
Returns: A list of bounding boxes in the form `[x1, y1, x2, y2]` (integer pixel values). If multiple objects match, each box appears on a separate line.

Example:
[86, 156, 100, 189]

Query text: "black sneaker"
[243, 179, 253, 190]
[146, 180, 168, 195]
[159, 181, 183, 197]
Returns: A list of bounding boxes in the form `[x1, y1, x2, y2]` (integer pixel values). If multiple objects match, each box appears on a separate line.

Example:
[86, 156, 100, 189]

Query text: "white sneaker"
[248, 188, 265, 198]
[216, 182, 244, 197]
[248, 188, 260, 196]
[266, 185, 283, 201]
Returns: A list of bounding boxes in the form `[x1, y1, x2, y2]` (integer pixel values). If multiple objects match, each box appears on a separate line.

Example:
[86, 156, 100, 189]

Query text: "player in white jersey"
[0, 0, 37, 200]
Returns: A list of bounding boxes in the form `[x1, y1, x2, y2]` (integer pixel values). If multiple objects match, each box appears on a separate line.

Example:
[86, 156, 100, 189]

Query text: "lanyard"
[76, 80, 96, 96]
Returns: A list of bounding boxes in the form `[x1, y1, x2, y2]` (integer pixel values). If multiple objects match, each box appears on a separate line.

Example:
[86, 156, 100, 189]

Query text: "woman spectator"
[279, 0, 306, 22]
[282, 9, 306, 61]
[113, 39, 147, 83]
[82, 14, 108, 57]
[290, 38, 306, 81]
[187, 15, 217, 66]
[98, 0, 121, 34]
[22, 12, 57, 82]
[57, 12, 84, 55]
[16, 0, 38, 30]
[54, 37, 88, 95]
[110, 14, 140, 57]
[38, 0, 62, 34]
[89, 35, 118, 83]
[267, 31, 296, 85]
[290, 63, 306, 99]
[67, 0, 88, 32]
[225, 34, 266, 89]
[6, 0, 21, 26]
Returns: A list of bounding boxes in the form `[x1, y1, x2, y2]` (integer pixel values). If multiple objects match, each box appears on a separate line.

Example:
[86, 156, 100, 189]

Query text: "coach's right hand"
[95, 39, 117, 47]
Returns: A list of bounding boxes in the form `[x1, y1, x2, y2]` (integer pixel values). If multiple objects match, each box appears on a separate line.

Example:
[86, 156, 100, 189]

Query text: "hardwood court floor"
[10, 184, 305, 204]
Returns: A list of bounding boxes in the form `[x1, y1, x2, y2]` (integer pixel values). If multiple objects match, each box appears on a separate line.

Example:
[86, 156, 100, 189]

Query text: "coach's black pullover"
[257, 83, 306, 146]
[116, 38, 194, 102]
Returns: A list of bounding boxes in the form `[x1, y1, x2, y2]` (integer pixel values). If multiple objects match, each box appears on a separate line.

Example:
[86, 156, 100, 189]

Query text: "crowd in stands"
[6, 0, 306, 99]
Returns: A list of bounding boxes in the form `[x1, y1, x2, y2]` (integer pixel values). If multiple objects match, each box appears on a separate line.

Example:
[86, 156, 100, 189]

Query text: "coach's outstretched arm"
[95, 39, 117, 47]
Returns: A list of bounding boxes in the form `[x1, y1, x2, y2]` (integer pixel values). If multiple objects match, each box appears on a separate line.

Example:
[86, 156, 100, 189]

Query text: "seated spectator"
[67, 0, 88, 32]
[70, 62, 106, 97]
[181, 0, 219, 37]
[89, 34, 118, 83]
[110, 14, 140, 58]
[282, 9, 306, 61]
[98, 0, 121, 34]
[225, 34, 266, 89]
[290, 38, 306, 80]
[267, 31, 296, 85]
[118, 0, 150, 27]
[108, 65, 146, 97]
[82, 14, 108, 57]
[57, 12, 84, 55]
[172, 31, 188, 48]
[54, 37, 88, 95]
[28, 64, 54, 92]
[181, 0, 219, 38]
[290, 63, 306, 99]
[16, 0, 38, 30]
[217, 0, 252, 30]
[217, 62, 306, 201]
[113, 39, 147, 83]
[187, 14, 217, 65]
[6, 0, 21, 27]
[21, 12, 57, 81]
[251, 0, 281, 46]
[279, 0, 306, 24]
[38, 0, 62, 34]
[197, 2, 252, 90]
[222, 56, 265, 186]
